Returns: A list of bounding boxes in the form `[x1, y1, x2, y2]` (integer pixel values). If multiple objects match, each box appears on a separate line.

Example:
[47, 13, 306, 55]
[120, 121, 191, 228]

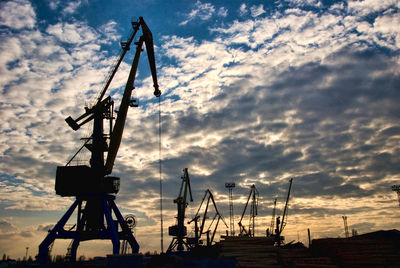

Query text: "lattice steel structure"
[225, 182, 235, 236]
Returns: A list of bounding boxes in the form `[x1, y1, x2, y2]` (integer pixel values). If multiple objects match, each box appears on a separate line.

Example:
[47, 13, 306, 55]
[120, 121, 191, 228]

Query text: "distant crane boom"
[238, 184, 259, 237]
[280, 178, 293, 234]
[272, 178, 293, 246]
[189, 189, 228, 246]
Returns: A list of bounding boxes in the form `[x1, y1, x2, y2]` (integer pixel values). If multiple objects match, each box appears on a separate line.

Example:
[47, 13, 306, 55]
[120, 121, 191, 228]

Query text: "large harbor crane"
[38, 17, 160, 264]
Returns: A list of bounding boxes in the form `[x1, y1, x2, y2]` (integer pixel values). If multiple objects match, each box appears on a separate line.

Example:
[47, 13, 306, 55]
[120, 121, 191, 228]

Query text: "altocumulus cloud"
[0, 0, 399, 258]
[149, 0, 400, 242]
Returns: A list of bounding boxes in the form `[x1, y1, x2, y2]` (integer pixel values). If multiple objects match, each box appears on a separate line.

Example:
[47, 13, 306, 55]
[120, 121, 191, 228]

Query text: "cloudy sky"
[0, 0, 400, 259]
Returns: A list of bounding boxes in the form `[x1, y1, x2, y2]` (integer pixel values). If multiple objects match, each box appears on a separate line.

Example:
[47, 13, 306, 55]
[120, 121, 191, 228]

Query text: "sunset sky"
[0, 0, 399, 260]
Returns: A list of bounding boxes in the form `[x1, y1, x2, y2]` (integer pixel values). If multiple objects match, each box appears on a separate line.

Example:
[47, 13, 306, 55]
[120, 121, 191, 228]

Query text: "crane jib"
[105, 20, 161, 173]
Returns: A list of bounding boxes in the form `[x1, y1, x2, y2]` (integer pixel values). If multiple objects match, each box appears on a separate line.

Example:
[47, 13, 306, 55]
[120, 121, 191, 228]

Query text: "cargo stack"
[310, 230, 400, 267]
[218, 236, 279, 267]
[278, 247, 337, 268]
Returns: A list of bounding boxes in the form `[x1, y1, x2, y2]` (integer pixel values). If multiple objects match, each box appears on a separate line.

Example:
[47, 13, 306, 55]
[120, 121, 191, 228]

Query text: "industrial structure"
[238, 184, 259, 237]
[189, 189, 228, 246]
[267, 178, 293, 246]
[342, 216, 350, 238]
[26, 13, 400, 266]
[267, 198, 277, 237]
[121, 215, 137, 254]
[38, 17, 161, 264]
[225, 182, 236, 236]
[167, 168, 193, 254]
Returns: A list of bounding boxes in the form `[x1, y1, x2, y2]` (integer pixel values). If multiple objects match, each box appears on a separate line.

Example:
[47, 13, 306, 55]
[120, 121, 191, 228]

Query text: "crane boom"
[190, 189, 228, 245]
[269, 198, 277, 235]
[104, 17, 160, 174]
[279, 178, 293, 234]
[64, 17, 160, 175]
[140, 18, 160, 94]
[238, 184, 258, 237]
[95, 20, 141, 106]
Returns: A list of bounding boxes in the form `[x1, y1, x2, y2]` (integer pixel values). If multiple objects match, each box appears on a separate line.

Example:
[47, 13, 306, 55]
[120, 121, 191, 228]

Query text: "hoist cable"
[158, 95, 164, 253]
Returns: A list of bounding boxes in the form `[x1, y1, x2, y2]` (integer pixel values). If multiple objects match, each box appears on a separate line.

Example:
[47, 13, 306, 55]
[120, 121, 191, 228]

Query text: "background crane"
[167, 168, 193, 254]
[267, 198, 277, 237]
[38, 17, 160, 264]
[188, 189, 228, 247]
[238, 184, 259, 237]
[274, 178, 293, 246]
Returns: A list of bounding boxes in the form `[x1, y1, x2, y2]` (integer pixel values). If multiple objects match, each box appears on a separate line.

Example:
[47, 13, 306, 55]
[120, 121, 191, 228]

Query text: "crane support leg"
[69, 238, 80, 261]
[39, 195, 140, 264]
[38, 199, 80, 264]
[109, 199, 140, 253]
[102, 197, 120, 254]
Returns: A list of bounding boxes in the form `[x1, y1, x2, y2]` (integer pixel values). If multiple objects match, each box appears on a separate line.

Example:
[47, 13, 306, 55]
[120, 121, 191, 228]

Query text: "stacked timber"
[310, 231, 400, 268]
[279, 248, 337, 268]
[218, 236, 279, 268]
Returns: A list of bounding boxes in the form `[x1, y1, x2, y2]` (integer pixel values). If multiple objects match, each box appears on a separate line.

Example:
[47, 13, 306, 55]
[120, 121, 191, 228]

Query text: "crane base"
[38, 194, 138, 264]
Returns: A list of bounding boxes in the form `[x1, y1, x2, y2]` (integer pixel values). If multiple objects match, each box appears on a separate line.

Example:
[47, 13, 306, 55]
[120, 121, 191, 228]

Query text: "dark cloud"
[19, 231, 33, 238]
[112, 47, 400, 223]
[285, 204, 375, 218]
[365, 151, 400, 178]
[379, 126, 400, 137]
[158, 49, 397, 200]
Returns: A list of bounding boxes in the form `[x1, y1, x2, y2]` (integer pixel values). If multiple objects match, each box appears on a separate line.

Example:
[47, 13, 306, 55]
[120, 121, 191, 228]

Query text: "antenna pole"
[225, 182, 235, 236]
[342, 216, 349, 238]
